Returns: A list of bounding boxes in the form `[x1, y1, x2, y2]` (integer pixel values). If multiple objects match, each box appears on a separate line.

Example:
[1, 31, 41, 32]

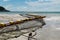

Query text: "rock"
[0, 6, 10, 12]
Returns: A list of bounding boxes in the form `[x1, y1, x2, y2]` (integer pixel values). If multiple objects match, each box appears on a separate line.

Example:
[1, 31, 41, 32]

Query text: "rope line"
[0, 16, 45, 28]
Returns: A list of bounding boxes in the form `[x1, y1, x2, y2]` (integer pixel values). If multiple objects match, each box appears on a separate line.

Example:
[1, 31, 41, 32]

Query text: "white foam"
[45, 16, 60, 21]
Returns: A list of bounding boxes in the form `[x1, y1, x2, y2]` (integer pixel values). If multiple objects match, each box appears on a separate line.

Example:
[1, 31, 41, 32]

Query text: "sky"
[0, 0, 60, 12]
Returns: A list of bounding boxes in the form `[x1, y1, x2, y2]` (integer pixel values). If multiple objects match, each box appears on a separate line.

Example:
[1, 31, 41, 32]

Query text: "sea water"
[0, 12, 60, 40]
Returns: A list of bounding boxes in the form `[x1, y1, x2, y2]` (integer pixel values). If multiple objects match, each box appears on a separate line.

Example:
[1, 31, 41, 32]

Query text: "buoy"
[0, 23, 6, 27]
[9, 21, 14, 25]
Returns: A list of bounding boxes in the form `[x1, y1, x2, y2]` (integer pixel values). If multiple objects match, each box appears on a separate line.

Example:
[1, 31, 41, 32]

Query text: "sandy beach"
[0, 14, 60, 40]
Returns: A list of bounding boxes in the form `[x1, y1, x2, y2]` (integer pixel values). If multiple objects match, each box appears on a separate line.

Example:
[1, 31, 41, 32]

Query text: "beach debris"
[0, 14, 46, 40]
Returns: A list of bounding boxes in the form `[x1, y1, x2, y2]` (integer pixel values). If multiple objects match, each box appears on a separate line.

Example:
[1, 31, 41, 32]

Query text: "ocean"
[0, 12, 60, 40]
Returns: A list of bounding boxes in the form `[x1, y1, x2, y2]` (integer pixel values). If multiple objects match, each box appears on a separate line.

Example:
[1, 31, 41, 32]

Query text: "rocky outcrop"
[0, 6, 10, 12]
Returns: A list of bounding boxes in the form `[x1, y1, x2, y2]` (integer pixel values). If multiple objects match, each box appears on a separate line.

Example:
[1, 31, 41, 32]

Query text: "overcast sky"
[0, 0, 60, 11]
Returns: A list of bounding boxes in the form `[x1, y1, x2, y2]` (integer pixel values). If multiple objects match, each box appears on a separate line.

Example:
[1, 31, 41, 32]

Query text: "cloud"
[4, 5, 15, 11]
[25, 0, 52, 7]
[2, 0, 60, 11]
[3, 0, 9, 1]
[3, 4, 29, 11]
[26, 0, 60, 6]
[25, 0, 60, 11]
[16, 6, 28, 11]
